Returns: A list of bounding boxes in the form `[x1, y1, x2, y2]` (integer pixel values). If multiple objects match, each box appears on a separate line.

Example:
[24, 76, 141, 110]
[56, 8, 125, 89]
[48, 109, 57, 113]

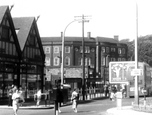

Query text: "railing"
[77, 87, 105, 100]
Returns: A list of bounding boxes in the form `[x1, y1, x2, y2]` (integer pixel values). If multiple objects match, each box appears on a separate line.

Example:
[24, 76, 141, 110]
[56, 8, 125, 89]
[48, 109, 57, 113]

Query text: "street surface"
[0, 98, 134, 115]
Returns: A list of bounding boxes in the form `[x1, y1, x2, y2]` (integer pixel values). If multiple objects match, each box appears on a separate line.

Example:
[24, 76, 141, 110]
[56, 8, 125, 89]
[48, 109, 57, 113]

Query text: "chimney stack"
[87, 32, 91, 39]
[114, 35, 119, 41]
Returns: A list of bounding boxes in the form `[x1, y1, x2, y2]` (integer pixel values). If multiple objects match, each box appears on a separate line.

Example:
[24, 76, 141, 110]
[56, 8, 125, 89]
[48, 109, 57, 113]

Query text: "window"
[54, 57, 60, 66]
[101, 47, 105, 53]
[2, 27, 9, 40]
[54, 46, 59, 53]
[101, 57, 106, 66]
[122, 58, 126, 61]
[45, 57, 50, 66]
[111, 48, 116, 52]
[122, 48, 126, 54]
[45, 47, 50, 54]
[118, 58, 121, 61]
[15, 28, 20, 34]
[111, 58, 116, 61]
[78, 58, 82, 65]
[106, 47, 109, 53]
[118, 48, 122, 54]
[85, 46, 90, 53]
[65, 46, 70, 53]
[85, 57, 91, 66]
[65, 57, 70, 66]
[28, 36, 35, 46]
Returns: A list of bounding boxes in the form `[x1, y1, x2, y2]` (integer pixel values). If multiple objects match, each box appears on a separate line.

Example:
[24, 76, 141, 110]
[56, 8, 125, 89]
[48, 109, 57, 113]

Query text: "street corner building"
[0, 6, 45, 99]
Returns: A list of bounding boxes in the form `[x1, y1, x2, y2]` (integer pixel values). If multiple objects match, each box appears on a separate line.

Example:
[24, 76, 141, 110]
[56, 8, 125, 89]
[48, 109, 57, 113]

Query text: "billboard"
[109, 61, 143, 84]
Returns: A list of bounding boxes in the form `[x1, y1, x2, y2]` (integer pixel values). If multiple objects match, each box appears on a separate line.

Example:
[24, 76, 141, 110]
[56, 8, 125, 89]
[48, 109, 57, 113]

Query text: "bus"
[109, 61, 152, 97]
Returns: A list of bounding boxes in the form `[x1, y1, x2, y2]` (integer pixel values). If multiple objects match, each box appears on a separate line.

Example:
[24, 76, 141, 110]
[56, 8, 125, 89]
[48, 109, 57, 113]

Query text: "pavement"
[106, 106, 152, 115]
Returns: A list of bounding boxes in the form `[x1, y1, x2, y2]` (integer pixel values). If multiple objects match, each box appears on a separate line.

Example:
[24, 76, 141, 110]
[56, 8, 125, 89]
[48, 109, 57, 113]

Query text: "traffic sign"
[131, 69, 142, 76]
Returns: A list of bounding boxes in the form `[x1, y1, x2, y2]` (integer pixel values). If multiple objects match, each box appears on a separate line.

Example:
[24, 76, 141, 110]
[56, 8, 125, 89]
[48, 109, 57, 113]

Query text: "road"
[1, 98, 134, 115]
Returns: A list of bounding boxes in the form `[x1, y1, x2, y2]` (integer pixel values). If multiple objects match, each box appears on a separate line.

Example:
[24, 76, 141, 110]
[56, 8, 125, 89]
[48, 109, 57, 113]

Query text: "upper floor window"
[54, 46, 59, 53]
[45, 47, 50, 54]
[45, 57, 50, 66]
[101, 47, 105, 53]
[118, 58, 121, 61]
[101, 57, 106, 66]
[2, 27, 9, 40]
[122, 48, 126, 54]
[65, 57, 70, 66]
[111, 47, 116, 52]
[65, 46, 70, 53]
[111, 58, 116, 61]
[80, 46, 90, 53]
[85, 46, 90, 53]
[106, 47, 109, 53]
[122, 58, 126, 61]
[118, 48, 122, 54]
[85, 57, 91, 66]
[54, 57, 60, 66]
[78, 58, 82, 66]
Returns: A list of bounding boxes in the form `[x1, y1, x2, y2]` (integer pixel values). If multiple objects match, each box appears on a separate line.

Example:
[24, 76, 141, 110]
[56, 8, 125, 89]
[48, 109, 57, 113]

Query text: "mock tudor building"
[41, 34, 128, 90]
[13, 17, 45, 98]
[0, 6, 45, 98]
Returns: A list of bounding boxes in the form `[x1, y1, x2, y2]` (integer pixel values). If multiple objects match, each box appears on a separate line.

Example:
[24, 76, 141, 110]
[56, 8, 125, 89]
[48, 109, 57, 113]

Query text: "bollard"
[116, 92, 122, 110]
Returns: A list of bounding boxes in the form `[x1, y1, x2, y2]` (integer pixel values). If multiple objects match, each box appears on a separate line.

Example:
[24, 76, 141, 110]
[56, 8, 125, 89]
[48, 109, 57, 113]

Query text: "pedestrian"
[8, 85, 13, 106]
[56, 85, 63, 113]
[18, 87, 25, 106]
[71, 88, 79, 113]
[34, 89, 42, 106]
[104, 84, 109, 97]
[12, 89, 24, 115]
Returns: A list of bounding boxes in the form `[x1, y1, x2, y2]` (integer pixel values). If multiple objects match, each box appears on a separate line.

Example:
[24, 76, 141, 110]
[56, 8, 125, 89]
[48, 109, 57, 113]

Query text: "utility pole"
[74, 15, 91, 100]
[134, 2, 139, 105]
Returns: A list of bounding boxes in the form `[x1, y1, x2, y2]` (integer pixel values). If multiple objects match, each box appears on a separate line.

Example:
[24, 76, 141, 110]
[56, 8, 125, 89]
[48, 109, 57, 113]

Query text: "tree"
[120, 35, 152, 66]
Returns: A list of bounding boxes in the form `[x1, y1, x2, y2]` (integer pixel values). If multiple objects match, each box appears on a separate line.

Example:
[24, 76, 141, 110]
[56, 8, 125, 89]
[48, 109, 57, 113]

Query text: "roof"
[96, 36, 118, 43]
[0, 6, 8, 24]
[13, 17, 34, 50]
[41, 36, 96, 42]
[41, 36, 119, 43]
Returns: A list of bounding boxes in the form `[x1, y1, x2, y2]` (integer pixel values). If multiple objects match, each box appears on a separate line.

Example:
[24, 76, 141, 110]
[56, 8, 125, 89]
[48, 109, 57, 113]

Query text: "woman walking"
[12, 89, 24, 115]
[71, 88, 79, 113]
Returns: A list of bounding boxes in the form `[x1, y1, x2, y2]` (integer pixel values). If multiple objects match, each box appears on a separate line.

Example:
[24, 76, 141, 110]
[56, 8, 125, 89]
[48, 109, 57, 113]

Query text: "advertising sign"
[109, 61, 143, 83]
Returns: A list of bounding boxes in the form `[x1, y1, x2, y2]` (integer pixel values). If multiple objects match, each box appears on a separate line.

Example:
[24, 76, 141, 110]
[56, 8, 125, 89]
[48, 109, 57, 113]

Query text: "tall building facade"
[41, 34, 128, 90]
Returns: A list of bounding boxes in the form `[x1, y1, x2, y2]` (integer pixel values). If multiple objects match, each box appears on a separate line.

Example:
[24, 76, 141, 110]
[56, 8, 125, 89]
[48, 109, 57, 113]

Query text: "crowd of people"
[104, 84, 127, 101]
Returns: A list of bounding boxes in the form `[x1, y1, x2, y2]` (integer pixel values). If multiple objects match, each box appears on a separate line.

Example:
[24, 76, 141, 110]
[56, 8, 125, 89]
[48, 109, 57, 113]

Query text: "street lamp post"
[61, 18, 88, 86]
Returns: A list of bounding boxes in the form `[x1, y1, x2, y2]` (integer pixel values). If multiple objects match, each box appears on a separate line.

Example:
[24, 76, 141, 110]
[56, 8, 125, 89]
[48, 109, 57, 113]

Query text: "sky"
[1, 0, 152, 40]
